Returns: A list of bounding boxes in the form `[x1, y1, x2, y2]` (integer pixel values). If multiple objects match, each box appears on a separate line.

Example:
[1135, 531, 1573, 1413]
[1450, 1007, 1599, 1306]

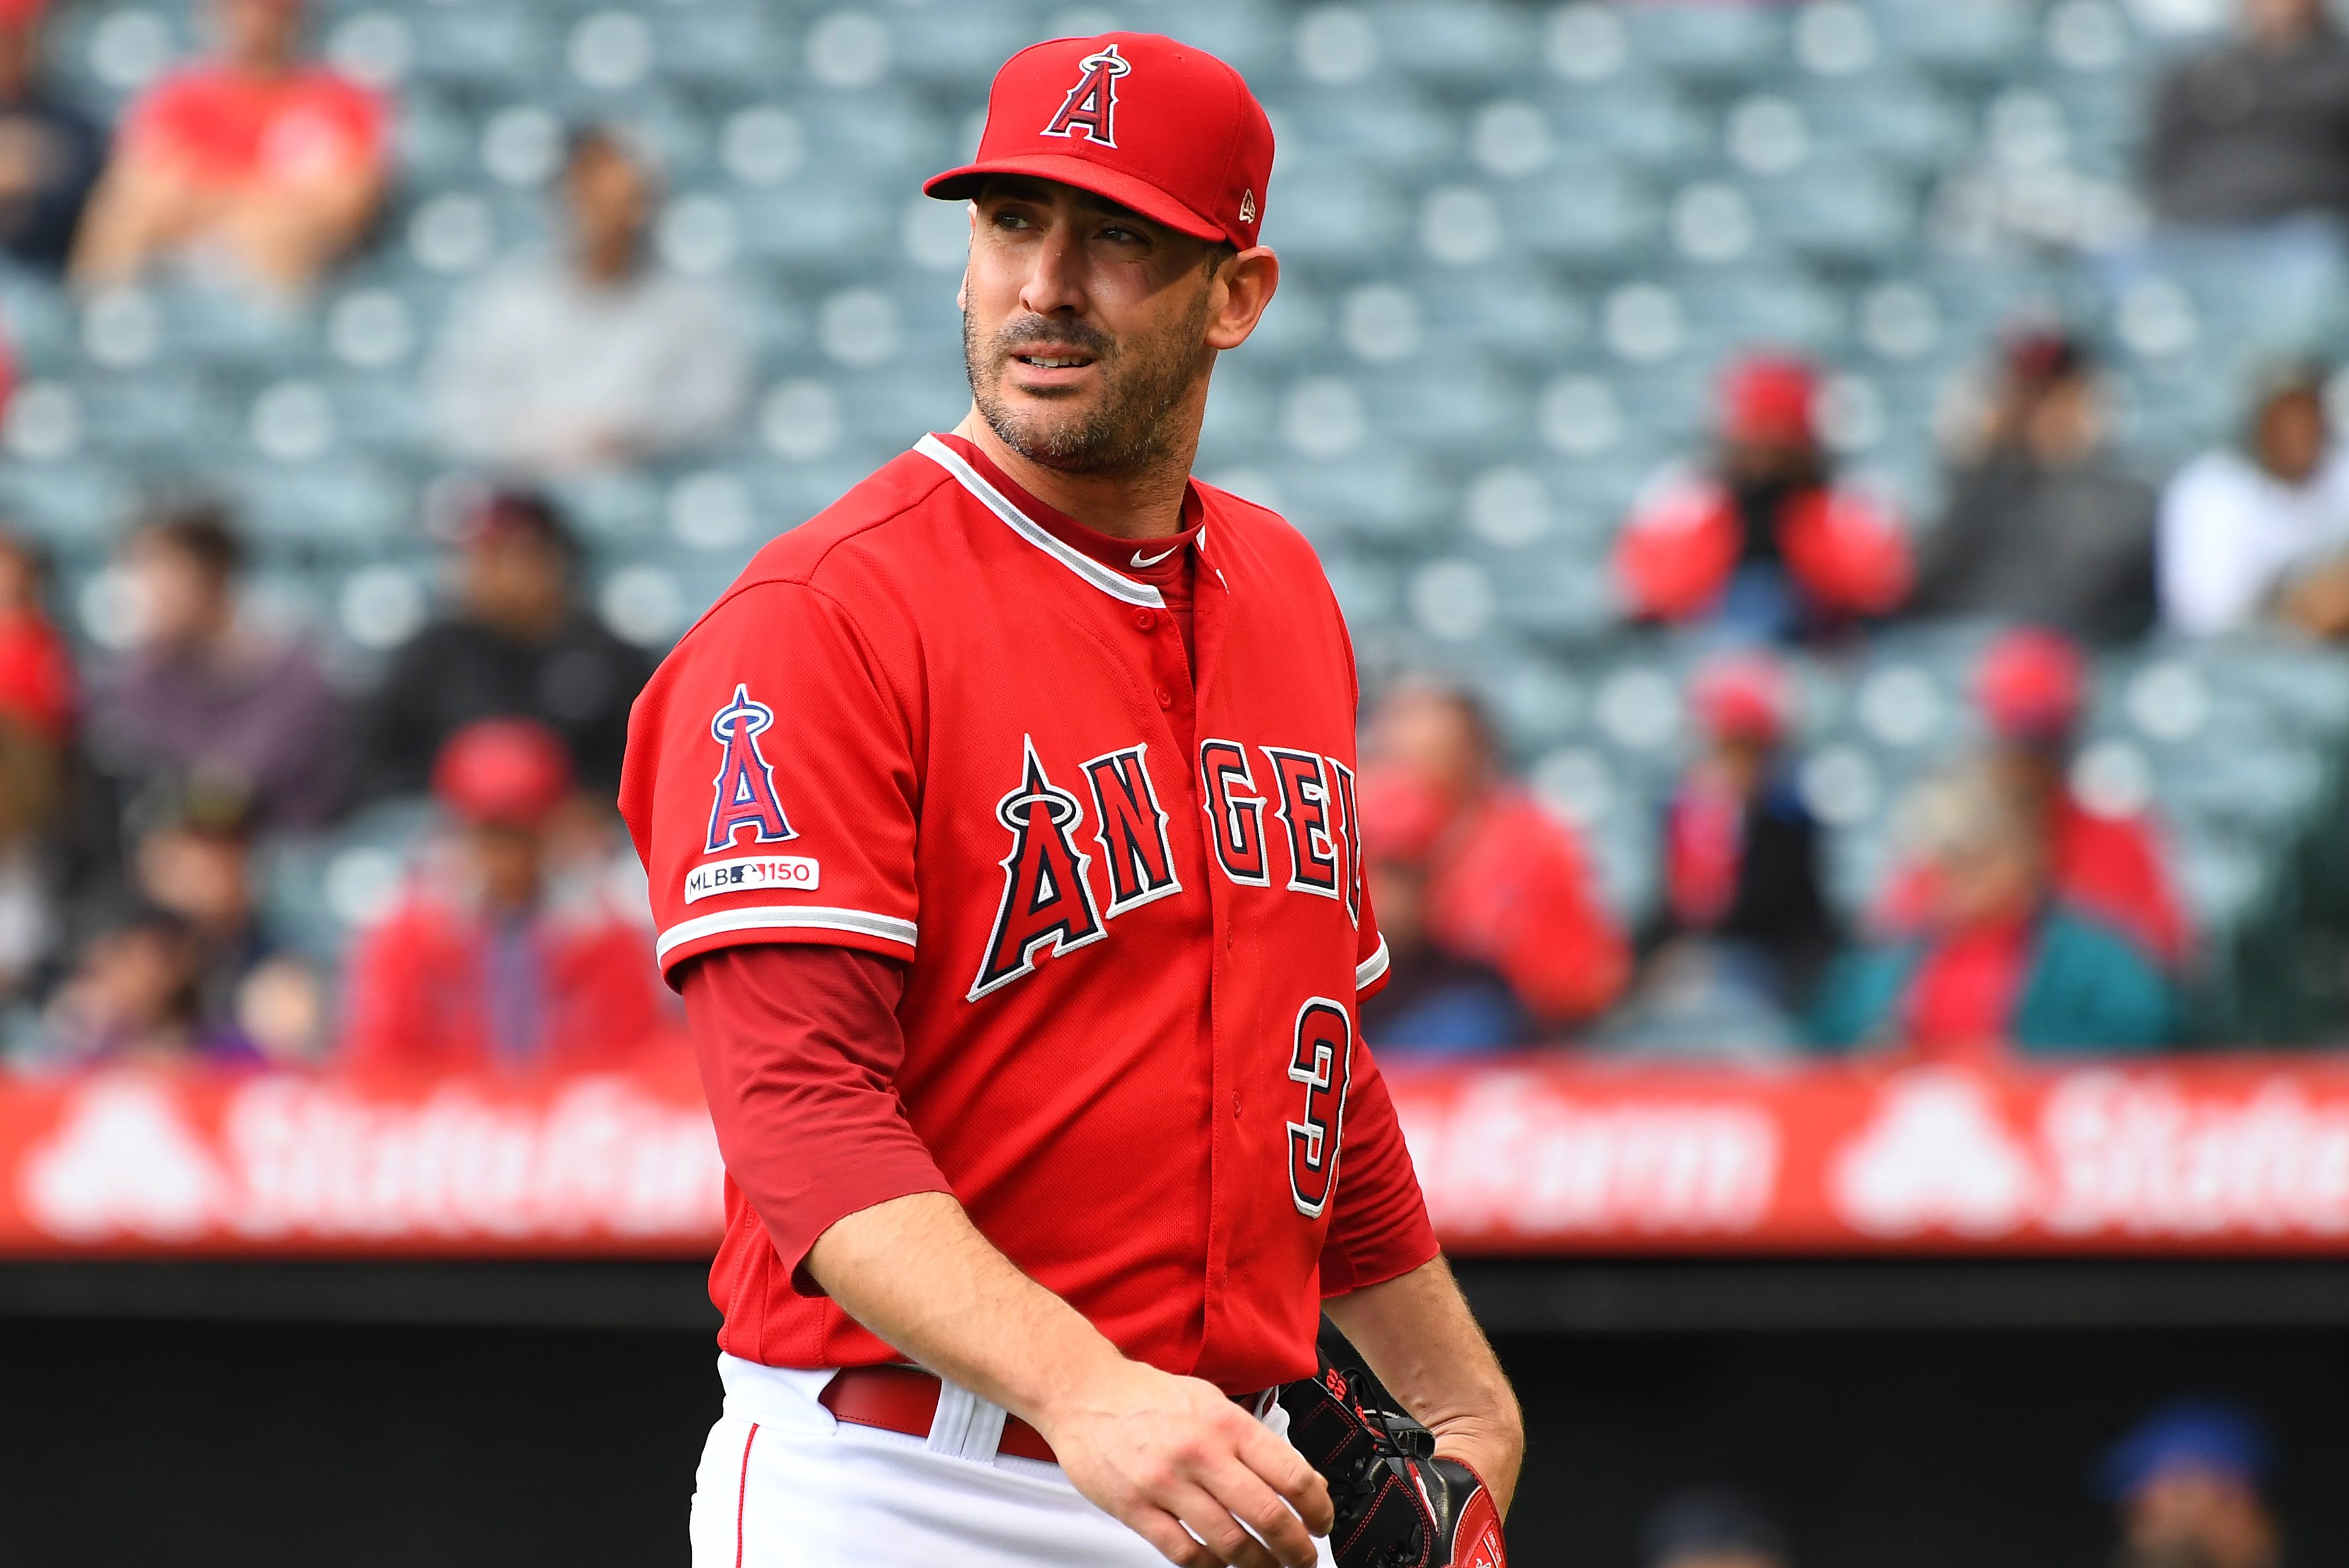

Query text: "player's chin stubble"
[963, 288, 1213, 477]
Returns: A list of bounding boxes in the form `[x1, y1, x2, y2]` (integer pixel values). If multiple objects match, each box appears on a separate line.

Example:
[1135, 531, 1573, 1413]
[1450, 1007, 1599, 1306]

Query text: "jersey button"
[1155, 685, 1173, 709]
[1133, 609, 1156, 632]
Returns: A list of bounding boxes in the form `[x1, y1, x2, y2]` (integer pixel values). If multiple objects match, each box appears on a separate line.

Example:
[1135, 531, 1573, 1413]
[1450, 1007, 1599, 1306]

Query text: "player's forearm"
[1323, 1256, 1524, 1514]
[805, 1189, 1128, 1426]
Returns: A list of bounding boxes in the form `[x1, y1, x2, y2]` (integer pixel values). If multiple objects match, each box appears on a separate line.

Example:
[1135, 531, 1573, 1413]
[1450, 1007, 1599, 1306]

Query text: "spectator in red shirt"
[1875, 628, 2194, 971]
[1360, 679, 1629, 1031]
[340, 718, 667, 1075]
[1354, 766, 1535, 1054]
[1614, 351, 1911, 643]
[71, 0, 386, 297]
[0, 524, 70, 746]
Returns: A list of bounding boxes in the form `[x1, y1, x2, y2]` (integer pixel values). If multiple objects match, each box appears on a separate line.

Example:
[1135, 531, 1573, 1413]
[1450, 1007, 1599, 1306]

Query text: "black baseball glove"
[1276, 1352, 1506, 1568]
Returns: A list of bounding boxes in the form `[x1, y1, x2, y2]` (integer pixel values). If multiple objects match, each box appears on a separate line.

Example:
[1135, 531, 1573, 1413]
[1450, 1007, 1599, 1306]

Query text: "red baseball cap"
[925, 33, 1274, 251]
[1691, 651, 1794, 745]
[1975, 628, 2085, 741]
[433, 719, 574, 829]
[1719, 352, 1820, 446]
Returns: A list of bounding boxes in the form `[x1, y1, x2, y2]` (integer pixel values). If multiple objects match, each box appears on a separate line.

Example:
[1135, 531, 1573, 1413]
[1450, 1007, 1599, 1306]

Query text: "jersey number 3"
[1286, 999, 1354, 1219]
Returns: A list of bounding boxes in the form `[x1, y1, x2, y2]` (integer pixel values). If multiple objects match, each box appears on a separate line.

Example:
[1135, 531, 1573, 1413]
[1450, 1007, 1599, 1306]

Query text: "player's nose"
[1016, 224, 1090, 318]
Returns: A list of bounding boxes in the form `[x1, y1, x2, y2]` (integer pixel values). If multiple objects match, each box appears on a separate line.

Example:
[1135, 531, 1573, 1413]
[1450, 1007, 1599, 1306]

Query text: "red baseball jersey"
[621, 434, 1436, 1395]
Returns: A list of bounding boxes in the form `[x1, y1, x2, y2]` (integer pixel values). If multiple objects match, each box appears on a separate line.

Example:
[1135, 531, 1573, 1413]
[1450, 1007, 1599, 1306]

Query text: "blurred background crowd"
[0, 0, 2332, 1559]
[0, 0, 2346, 1072]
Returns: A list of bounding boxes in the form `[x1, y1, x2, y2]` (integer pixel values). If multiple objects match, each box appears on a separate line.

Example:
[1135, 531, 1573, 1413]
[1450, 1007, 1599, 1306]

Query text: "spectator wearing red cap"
[1355, 766, 1534, 1053]
[1811, 765, 2174, 1057]
[341, 718, 667, 1073]
[1614, 351, 1912, 643]
[356, 489, 652, 802]
[71, 0, 386, 297]
[1639, 653, 1837, 1018]
[0, 0, 102, 272]
[1907, 331, 2159, 644]
[1875, 628, 2193, 971]
[1361, 680, 1628, 1032]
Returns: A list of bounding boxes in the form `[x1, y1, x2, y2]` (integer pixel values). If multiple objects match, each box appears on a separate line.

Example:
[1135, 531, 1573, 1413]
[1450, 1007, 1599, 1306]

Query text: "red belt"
[819, 1364, 1060, 1463]
[819, 1367, 1276, 1465]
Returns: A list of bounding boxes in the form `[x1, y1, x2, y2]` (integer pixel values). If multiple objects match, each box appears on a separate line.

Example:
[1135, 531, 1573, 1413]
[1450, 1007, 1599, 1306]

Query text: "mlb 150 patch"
[684, 855, 823, 903]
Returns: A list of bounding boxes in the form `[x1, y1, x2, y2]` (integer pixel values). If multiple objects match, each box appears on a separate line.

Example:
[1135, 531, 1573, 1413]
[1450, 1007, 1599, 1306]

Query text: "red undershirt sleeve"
[1318, 1044, 1441, 1297]
[681, 942, 952, 1296]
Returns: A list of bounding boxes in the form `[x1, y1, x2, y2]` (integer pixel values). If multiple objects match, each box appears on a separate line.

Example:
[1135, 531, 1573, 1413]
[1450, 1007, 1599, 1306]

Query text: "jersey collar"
[915, 433, 1209, 609]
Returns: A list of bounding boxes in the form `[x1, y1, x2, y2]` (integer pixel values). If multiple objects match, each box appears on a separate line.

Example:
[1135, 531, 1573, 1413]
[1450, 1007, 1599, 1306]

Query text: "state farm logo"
[21, 1077, 226, 1241]
[13, 1071, 726, 1247]
[1828, 1070, 2036, 1238]
[1399, 1073, 1780, 1237]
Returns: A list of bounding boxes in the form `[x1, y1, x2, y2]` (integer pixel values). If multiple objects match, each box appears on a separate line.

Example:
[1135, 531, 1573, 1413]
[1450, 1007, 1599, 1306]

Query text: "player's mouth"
[1005, 347, 1100, 392]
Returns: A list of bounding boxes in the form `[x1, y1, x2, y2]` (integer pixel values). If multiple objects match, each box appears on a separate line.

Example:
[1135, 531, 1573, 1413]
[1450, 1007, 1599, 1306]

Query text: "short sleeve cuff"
[776, 1164, 956, 1299]
[657, 907, 918, 986]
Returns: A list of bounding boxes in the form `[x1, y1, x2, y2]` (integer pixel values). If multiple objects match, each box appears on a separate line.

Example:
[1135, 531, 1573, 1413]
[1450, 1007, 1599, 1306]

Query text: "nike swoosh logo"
[1130, 544, 1181, 567]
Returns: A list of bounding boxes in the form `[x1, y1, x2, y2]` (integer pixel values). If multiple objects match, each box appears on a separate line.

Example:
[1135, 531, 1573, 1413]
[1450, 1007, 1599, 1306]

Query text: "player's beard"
[963, 285, 1213, 477]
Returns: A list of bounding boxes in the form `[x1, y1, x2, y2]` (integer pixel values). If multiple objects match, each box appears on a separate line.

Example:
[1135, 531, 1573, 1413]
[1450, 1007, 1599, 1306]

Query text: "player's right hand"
[1034, 1357, 1336, 1568]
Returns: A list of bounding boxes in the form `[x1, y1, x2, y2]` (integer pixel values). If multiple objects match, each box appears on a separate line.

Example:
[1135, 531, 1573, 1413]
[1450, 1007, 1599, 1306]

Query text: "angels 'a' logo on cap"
[1238, 189, 1257, 224]
[1041, 42, 1131, 148]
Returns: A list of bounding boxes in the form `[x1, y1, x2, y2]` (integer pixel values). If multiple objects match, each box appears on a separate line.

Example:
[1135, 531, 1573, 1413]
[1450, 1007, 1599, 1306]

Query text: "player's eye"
[1098, 224, 1145, 246]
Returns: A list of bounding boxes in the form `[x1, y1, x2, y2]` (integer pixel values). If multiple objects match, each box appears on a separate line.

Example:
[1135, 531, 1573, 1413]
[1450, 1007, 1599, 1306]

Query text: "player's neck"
[952, 409, 1198, 542]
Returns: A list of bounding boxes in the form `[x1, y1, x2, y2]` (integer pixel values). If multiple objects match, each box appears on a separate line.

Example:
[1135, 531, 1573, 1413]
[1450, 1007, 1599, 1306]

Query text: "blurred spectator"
[1640, 1487, 1790, 1568]
[70, 0, 387, 298]
[1877, 629, 2193, 971]
[1614, 351, 1910, 643]
[85, 501, 341, 833]
[2146, 0, 2349, 229]
[341, 719, 665, 1072]
[1360, 681, 1627, 1032]
[1356, 770, 1534, 1053]
[42, 905, 245, 1064]
[0, 705, 58, 1003]
[0, 525, 71, 745]
[425, 125, 749, 478]
[2160, 364, 2349, 638]
[357, 490, 651, 802]
[1909, 332, 2159, 645]
[1811, 765, 2174, 1057]
[1647, 653, 1836, 1000]
[130, 784, 321, 1061]
[0, 0, 102, 272]
[1610, 654, 1836, 1057]
[2101, 1401, 2286, 1568]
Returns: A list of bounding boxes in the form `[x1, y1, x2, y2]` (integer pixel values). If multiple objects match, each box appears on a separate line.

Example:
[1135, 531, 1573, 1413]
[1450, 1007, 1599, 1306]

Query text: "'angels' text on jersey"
[971, 734, 1354, 1002]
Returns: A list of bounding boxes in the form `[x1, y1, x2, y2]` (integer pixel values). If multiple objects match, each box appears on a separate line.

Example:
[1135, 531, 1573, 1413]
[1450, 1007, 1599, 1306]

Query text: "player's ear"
[1204, 246, 1279, 353]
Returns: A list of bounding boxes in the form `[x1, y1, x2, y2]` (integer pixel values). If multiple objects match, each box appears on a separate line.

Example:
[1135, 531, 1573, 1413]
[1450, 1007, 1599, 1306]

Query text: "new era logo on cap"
[925, 32, 1275, 251]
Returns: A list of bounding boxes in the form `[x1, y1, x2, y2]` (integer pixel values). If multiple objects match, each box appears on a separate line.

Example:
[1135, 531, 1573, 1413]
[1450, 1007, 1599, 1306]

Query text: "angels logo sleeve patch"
[621, 582, 921, 981]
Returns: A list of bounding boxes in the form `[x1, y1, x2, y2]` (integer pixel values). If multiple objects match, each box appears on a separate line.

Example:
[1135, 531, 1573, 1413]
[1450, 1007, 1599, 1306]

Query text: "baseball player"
[620, 32, 1522, 1568]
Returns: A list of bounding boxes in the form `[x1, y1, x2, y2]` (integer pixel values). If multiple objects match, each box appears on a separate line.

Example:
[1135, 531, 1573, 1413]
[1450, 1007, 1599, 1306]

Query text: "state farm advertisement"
[6, 1056, 2349, 1255]
[0, 1061, 726, 1255]
[1389, 1058, 2349, 1254]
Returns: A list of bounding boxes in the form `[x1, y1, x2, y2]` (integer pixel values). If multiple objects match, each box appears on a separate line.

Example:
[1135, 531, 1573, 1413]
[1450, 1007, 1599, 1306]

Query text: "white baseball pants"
[690, 1353, 1339, 1568]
